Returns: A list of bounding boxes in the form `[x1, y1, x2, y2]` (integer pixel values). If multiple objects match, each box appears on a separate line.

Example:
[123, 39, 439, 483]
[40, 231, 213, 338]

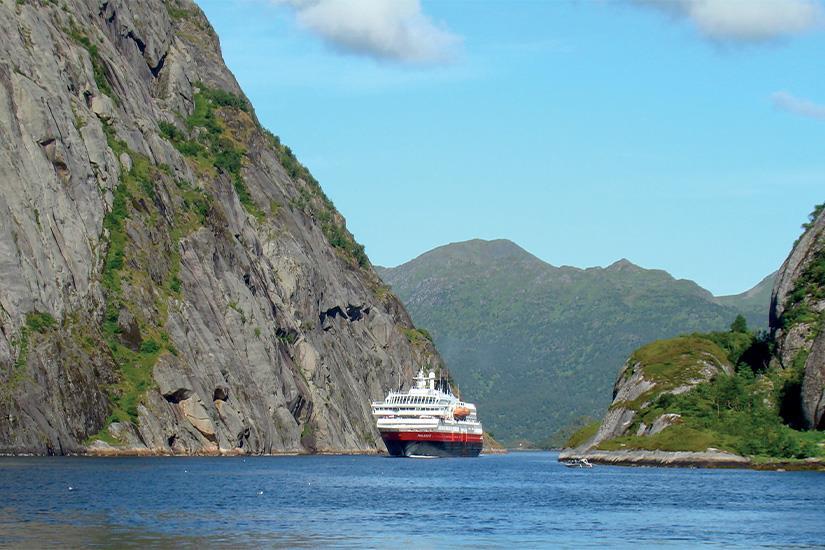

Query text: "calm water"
[0, 452, 823, 548]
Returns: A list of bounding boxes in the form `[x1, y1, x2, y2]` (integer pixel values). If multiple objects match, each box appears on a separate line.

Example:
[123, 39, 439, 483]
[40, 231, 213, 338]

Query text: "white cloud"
[633, 0, 824, 43]
[273, 0, 461, 64]
[771, 91, 825, 120]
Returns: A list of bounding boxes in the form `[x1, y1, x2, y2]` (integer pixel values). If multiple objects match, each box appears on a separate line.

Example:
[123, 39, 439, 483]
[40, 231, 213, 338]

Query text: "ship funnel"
[428, 371, 435, 390]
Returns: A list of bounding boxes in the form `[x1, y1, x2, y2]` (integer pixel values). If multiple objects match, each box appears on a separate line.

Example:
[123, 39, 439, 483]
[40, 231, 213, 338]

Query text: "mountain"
[715, 272, 776, 328]
[377, 239, 771, 445]
[0, 0, 442, 455]
[561, 204, 824, 467]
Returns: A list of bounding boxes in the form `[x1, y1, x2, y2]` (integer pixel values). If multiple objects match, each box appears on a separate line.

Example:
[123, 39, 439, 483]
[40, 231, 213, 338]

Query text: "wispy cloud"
[771, 91, 825, 120]
[632, 0, 824, 43]
[272, 0, 461, 65]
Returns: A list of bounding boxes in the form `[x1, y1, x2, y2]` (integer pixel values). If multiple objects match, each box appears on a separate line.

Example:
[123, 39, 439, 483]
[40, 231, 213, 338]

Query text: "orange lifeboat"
[453, 406, 471, 419]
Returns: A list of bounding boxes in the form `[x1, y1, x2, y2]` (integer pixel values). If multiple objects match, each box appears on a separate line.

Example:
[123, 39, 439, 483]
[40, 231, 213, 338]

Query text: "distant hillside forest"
[378, 240, 773, 446]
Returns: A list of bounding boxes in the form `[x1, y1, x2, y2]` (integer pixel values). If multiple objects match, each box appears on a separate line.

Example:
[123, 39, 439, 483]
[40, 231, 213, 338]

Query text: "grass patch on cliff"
[779, 245, 825, 334]
[780, 202, 825, 338]
[265, 130, 369, 268]
[564, 420, 601, 449]
[66, 25, 116, 103]
[165, 83, 369, 266]
[25, 311, 56, 333]
[401, 327, 433, 348]
[598, 424, 719, 453]
[613, 336, 731, 411]
[94, 125, 187, 433]
[3, 311, 58, 401]
[630, 336, 730, 385]
[159, 85, 263, 220]
[104, 340, 162, 424]
[99, 172, 161, 425]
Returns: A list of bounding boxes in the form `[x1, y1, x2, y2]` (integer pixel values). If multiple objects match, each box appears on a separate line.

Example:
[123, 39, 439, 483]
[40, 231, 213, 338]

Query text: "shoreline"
[2, 446, 509, 458]
[0, 448, 386, 458]
[558, 448, 825, 471]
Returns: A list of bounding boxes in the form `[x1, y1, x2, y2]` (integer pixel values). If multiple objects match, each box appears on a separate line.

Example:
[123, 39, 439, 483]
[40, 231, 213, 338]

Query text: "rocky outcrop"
[770, 205, 825, 429]
[558, 448, 751, 469]
[0, 0, 441, 455]
[580, 337, 732, 450]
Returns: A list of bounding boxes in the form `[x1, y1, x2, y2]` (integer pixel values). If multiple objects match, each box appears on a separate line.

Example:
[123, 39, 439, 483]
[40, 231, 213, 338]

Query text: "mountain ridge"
[381, 239, 768, 299]
[377, 238, 774, 444]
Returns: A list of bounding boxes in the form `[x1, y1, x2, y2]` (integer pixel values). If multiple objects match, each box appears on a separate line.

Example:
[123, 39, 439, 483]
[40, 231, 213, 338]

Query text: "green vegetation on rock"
[161, 83, 369, 267]
[562, 420, 601, 449]
[5, 311, 57, 396]
[66, 24, 116, 102]
[92, 123, 210, 435]
[264, 130, 369, 267]
[25, 311, 56, 333]
[402, 327, 433, 346]
[598, 424, 717, 453]
[779, 244, 825, 333]
[159, 83, 262, 219]
[614, 335, 732, 411]
[597, 329, 824, 460]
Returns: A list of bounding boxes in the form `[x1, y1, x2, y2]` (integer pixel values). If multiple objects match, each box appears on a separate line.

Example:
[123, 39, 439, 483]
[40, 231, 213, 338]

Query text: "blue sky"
[196, 0, 824, 295]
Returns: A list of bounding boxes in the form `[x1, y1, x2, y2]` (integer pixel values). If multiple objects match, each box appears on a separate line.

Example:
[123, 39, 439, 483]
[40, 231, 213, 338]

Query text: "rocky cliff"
[0, 0, 442, 455]
[770, 204, 825, 429]
[570, 336, 734, 451]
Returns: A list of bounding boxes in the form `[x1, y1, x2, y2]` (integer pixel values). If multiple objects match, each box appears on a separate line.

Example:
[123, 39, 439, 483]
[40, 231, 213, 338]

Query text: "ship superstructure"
[371, 369, 483, 457]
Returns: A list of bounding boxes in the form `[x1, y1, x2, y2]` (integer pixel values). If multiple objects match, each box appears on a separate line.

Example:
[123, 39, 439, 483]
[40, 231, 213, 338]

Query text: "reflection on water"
[1, 453, 824, 548]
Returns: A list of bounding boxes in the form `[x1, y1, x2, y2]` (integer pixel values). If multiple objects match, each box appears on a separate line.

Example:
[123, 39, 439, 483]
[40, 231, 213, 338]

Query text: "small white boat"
[563, 458, 593, 468]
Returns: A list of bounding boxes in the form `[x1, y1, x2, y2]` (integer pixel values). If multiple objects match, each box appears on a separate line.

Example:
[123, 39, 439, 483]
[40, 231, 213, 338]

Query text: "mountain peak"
[606, 258, 641, 271]
[409, 238, 544, 267]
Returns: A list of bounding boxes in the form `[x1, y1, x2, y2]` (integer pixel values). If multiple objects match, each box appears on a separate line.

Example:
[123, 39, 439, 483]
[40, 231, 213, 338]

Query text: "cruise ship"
[371, 369, 483, 457]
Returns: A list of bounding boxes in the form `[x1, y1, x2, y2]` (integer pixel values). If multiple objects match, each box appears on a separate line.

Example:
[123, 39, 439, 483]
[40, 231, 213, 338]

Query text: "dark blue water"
[1, 452, 823, 548]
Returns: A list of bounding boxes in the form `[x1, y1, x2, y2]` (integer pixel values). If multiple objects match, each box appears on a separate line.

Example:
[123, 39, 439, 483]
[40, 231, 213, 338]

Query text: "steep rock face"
[0, 0, 440, 455]
[770, 205, 825, 429]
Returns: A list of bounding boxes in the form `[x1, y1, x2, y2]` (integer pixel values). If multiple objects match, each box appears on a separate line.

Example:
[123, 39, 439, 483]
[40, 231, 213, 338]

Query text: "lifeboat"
[453, 406, 470, 419]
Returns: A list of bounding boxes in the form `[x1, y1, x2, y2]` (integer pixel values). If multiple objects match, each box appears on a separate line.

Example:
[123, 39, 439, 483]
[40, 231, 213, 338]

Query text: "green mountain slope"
[715, 272, 776, 328]
[377, 239, 771, 445]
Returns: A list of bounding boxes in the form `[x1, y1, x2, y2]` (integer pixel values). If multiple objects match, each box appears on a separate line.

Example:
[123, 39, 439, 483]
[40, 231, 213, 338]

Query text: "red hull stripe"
[380, 431, 483, 443]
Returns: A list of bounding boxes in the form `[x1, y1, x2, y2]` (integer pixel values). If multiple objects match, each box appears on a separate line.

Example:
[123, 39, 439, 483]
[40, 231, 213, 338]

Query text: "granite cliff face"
[771, 205, 825, 429]
[0, 0, 441, 455]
